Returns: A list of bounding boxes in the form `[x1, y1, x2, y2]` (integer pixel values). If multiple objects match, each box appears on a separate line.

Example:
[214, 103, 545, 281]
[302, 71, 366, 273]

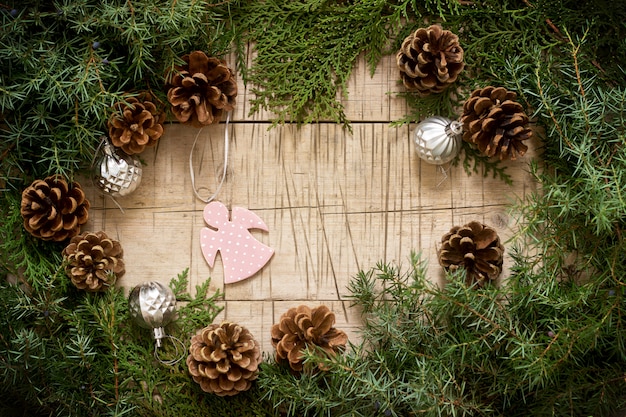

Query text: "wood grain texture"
[82, 53, 537, 354]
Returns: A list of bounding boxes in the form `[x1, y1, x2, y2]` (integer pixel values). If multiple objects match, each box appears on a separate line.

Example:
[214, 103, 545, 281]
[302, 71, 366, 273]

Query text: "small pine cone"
[167, 51, 237, 127]
[20, 175, 90, 241]
[62, 231, 125, 291]
[186, 322, 261, 396]
[438, 221, 505, 287]
[396, 25, 464, 96]
[107, 94, 165, 155]
[271, 305, 348, 373]
[461, 86, 532, 160]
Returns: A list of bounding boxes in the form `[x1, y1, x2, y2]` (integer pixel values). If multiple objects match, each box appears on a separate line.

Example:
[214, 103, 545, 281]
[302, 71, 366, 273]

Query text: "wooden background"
[83, 53, 537, 353]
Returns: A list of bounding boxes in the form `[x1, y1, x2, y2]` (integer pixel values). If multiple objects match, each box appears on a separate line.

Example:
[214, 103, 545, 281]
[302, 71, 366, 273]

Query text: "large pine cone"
[20, 175, 90, 241]
[167, 51, 237, 127]
[271, 305, 348, 373]
[186, 322, 261, 396]
[396, 25, 464, 96]
[461, 86, 532, 160]
[107, 94, 165, 155]
[62, 231, 125, 291]
[438, 221, 505, 287]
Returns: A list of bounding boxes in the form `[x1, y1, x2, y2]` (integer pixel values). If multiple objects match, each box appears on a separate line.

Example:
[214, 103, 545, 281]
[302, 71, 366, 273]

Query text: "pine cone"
[107, 94, 165, 155]
[461, 86, 532, 160]
[438, 221, 505, 287]
[271, 305, 348, 373]
[20, 175, 90, 241]
[167, 51, 237, 127]
[396, 25, 464, 96]
[186, 322, 261, 396]
[62, 231, 125, 291]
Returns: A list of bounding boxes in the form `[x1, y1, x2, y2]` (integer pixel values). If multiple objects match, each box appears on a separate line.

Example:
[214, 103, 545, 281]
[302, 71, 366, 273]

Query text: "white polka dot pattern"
[200, 201, 274, 284]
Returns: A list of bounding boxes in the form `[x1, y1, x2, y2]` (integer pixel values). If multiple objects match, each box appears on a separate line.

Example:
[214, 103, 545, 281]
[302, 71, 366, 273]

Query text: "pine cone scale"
[187, 51, 209, 75]
[287, 343, 304, 365]
[61, 215, 78, 231]
[195, 102, 213, 125]
[179, 75, 198, 88]
[227, 367, 242, 381]
[473, 228, 498, 249]
[477, 247, 504, 261]
[279, 315, 300, 335]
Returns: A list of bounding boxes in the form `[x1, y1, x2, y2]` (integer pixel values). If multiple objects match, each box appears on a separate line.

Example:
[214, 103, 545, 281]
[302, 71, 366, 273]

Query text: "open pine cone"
[271, 305, 348, 373]
[62, 231, 125, 291]
[107, 94, 165, 155]
[396, 25, 464, 96]
[461, 86, 532, 160]
[187, 322, 261, 396]
[438, 221, 505, 287]
[20, 175, 90, 241]
[167, 51, 237, 127]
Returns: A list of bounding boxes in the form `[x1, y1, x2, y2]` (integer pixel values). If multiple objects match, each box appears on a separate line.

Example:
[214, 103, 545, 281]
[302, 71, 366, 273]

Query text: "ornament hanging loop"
[189, 111, 231, 203]
[154, 334, 185, 366]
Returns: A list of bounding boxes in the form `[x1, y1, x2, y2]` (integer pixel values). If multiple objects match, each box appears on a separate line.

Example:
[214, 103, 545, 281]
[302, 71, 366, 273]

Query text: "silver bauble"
[93, 137, 142, 197]
[128, 281, 177, 347]
[413, 116, 463, 165]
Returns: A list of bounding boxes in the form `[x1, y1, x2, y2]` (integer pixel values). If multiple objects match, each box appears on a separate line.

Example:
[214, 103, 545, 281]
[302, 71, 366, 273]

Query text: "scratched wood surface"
[83, 53, 537, 353]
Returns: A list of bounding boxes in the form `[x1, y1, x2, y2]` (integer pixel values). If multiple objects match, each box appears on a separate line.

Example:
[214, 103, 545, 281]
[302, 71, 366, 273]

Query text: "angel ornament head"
[200, 201, 274, 284]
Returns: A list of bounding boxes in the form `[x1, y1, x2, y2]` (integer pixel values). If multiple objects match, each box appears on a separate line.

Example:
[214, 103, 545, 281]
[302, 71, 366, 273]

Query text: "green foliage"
[232, 0, 459, 131]
[0, 190, 63, 289]
[397, 0, 626, 182]
[0, 0, 237, 190]
[0, 269, 274, 417]
[255, 3, 626, 415]
[3, 0, 626, 416]
[259, 253, 626, 416]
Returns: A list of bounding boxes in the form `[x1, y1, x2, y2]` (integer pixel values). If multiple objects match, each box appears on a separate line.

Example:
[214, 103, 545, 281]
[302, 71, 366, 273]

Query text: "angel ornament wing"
[200, 201, 274, 284]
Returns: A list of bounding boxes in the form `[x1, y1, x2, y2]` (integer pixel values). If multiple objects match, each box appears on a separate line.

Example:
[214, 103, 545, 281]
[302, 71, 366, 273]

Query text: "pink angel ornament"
[200, 201, 274, 284]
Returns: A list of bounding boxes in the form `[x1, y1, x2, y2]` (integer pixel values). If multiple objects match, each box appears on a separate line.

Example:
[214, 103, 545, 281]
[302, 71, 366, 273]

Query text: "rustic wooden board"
[83, 53, 537, 353]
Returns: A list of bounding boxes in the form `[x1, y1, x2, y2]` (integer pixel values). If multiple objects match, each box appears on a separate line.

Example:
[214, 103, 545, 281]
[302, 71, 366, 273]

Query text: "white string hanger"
[189, 111, 231, 203]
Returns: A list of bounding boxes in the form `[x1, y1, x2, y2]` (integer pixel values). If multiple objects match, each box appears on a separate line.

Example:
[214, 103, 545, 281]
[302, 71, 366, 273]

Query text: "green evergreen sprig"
[0, 191, 63, 288]
[233, 0, 460, 131]
[3, 1, 626, 415]
[259, 253, 626, 416]
[0, 0, 238, 190]
[0, 269, 255, 417]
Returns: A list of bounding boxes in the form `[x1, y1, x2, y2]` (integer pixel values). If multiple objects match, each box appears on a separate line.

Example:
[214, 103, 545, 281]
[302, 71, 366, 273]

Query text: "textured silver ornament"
[128, 281, 177, 347]
[93, 137, 142, 197]
[413, 116, 463, 165]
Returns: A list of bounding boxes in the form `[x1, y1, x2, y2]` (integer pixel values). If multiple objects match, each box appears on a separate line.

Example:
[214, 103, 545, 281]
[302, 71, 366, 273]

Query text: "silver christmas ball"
[413, 116, 463, 165]
[128, 281, 177, 347]
[93, 137, 142, 197]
